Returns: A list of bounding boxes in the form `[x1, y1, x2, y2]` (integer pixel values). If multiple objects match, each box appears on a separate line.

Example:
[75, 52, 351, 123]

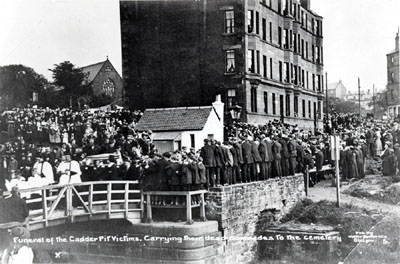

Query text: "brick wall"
[205, 174, 305, 263]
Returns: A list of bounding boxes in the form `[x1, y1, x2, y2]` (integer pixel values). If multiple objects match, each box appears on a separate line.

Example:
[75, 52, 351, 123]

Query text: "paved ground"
[308, 180, 400, 217]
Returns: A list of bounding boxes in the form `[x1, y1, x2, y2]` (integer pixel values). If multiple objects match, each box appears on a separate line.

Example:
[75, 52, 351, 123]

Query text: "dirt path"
[307, 180, 400, 217]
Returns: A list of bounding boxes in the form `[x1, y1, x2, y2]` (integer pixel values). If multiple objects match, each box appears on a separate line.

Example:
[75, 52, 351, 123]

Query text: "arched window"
[102, 79, 115, 96]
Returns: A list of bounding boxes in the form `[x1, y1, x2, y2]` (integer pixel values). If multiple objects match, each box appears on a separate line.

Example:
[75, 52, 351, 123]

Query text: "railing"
[17, 181, 142, 230]
[143, 190, 207, 224]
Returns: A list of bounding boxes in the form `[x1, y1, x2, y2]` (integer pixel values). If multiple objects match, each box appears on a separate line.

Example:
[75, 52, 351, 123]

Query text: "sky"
[0, 0, 399, 93]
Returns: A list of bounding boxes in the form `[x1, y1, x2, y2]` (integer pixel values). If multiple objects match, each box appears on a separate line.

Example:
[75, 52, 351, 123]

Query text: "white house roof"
[135, 106, 213, 132]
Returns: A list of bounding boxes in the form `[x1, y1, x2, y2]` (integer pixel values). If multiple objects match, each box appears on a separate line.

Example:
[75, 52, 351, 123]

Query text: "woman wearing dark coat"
[381, 143, 397, 176]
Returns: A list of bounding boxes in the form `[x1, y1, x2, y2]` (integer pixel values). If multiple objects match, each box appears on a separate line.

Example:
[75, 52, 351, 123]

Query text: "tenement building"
[387, 29, 400, 117]
[120, 0, 324, 131]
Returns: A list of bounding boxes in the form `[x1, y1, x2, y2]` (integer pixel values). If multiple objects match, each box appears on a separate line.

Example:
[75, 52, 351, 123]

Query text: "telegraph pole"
[325, 72, 328, 116]
[358, 77, 361, 116]
[373, 84, 376, 117]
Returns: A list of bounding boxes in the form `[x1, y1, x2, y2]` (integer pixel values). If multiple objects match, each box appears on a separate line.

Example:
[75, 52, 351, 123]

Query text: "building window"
[293, 33, 297, 53]
[313, 102, 317, 119]
[391, 57, 395, 66]
[102, 78, 115, 96]
[302, 69, 305, 87]
[301, 39, 304, 57]
[306, 42, 308, 59]
[318, 101, 321, 119]
[248, 50, 255, 73]
[269, 22, 272, 43]
[225, 50, 235, 73]
[278, 27, 282, 47]
[312, 45, 315, 62]
[294, 65, 298, 85]
[312, 74, 315, 91]
[284, 62, 290, 83]
[264, 92, 268, 114]
[308, 101, 311, 118]
[263, 55, 267, 78]
[270, 58, 273, 79]
[284, 29, 289, 49]
[315, 46, 320, 63]
[190, 134, 195, 148]
[251, 87, 257, 112]
[256, 50, 260, 74]
[391, 90, 394, 100]
[227, 89, 236, 108]
[272, 93, 276, 115]
[391, 72, 395, 83]
[262, 18, 266, 41]
[298, 35, 301, 54]
[302, 99, 306, 118]
[294, 96, 298, 117]
[279, 61, 283, 82]
[290, 63, 294, 84]
[255, 11, 260, 35]
[278, 0, 282, 13]
[225, 10, 235, 33]
[286, 94, 290, 116]
[306, 72, 309, 89]
[104, 66, 112, 72]
[248, 10, 254, 33]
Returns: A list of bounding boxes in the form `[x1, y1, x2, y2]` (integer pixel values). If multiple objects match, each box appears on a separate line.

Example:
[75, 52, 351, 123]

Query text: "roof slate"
[81, 61, 106, 83]
[135, 107, 213, 132]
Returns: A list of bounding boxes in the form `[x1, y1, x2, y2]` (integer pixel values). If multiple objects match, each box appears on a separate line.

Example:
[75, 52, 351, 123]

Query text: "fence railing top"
[17, 180, 140, 194]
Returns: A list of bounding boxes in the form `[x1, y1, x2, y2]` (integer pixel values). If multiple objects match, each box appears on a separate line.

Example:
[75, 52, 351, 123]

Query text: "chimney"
[212, 94, 224, 143]
[396, 27, 399, 52]
[300, 0, 310, 10]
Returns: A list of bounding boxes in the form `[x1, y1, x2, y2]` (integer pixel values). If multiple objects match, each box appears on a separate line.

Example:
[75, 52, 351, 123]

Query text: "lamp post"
[229, 104, 242, 138]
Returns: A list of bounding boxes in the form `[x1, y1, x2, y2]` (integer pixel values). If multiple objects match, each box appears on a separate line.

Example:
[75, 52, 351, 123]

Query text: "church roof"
[135, 106, 213, 132]
[80, 60, 107, 83]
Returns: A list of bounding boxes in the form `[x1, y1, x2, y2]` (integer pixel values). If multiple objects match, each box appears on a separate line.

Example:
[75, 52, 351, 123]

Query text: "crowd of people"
[1, 107, 400, 204]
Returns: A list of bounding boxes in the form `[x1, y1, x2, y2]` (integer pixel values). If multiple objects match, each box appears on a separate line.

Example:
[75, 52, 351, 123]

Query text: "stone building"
[387, 29, 400, 117]
[81, 58, 124, 106]
[327, 80, 347, 100]
[120, 0, 324, 131]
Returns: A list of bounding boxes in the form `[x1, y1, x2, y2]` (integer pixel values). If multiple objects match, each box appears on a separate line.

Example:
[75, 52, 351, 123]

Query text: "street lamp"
[228, 104, 242, 138]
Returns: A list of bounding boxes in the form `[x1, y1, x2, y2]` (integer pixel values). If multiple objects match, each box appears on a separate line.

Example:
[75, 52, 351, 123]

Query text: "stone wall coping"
[208, 174, 303, 192]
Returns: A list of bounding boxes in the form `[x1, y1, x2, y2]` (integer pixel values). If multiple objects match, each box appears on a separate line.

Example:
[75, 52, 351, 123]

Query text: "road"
[308, 180, 400, 217]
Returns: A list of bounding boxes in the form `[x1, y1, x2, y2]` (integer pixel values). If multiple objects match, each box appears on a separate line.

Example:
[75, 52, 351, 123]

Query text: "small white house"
[135, 97, 224, 154]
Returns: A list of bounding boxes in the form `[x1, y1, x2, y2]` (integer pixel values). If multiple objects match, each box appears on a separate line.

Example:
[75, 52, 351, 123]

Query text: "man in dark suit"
[287, 135, 298, 176]
[279, 134, 290, 176]
[214, 141, 226, 186]
[296, 138, 305, 173]
[258, 136, 268, 180]
[250, 138, 262, 181]
[233, 138, 244, 183]
[241, 137, 254, 182]
[200, 139, 217, 187]
[265, 136, 274, 179]
[272, 137, 282, 178]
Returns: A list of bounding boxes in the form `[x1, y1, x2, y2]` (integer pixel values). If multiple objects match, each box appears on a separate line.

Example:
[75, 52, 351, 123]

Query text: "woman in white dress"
[375, 128, 382, 156]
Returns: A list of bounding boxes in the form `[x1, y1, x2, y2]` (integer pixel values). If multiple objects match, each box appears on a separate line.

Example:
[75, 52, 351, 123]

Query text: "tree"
[0, 65, 48, 110]
[327, 97, 360, 114]
[49, 61, 88, 107]
[368, 90, 388, 118]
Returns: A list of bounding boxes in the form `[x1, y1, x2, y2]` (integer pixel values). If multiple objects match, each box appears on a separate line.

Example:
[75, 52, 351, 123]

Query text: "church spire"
[396, 27, 399, 51]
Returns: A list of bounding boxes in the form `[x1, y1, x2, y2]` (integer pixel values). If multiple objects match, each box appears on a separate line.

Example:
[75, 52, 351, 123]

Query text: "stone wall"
[205, 174, 305, 263]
